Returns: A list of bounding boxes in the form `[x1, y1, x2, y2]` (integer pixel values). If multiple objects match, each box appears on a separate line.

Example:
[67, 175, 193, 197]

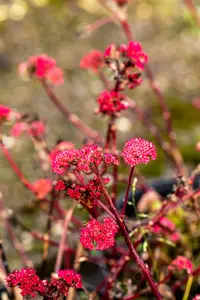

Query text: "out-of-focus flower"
[32, 178, 52, 199]
[122, 137, 157, 167]
[50, 141, 75, 161]
[193, 295, 200, 300]
[11, 121, 46, 138]
[19, 54, 64, 85]
[80, 50, 103, 72]
[168, 256, 193, 274]
[6, 268, 45, 298]
[80, 217, 118, 250]
[0, 105, 20, 123]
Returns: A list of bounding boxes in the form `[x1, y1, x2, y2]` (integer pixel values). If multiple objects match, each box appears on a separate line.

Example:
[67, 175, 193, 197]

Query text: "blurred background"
[0, 0, 199, 268]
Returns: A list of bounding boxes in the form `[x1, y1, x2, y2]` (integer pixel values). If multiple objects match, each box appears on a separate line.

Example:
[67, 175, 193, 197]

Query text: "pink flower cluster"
[103, 41, 147, 90]
[168, 256, 193, 275]
[11, 120, 46, 138]
[80, 50, 103, 72]
[96, 90, 130, 116]
[32, 178, 52, 199]
[6, 268, 46, 298]
[80, 217, 118, 250]
[52, 144, 119, 175]
[151, 216, 180, 243]
[193, 295, 200, 300]
[19, 54, 64, 85]
[67, 176, 110, 207]
[122, 137, 157, 167]
[6, 268, 82, 299]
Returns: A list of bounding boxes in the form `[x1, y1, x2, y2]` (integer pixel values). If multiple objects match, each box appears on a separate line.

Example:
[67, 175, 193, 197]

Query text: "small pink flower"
[168, 256, 193, 274]
[97, 90, 130, 115]
[80, 217, 118, 250]
[32, 178, 52, 199]
[11, 122, 28, 137]
[55, 180, 66, 191]
[122, 137, 157, 167]
[19, 54, 64, 85]
[80, 50, 103, 72]
[28, 121, 46, 138]
[193, 295, 200, 300]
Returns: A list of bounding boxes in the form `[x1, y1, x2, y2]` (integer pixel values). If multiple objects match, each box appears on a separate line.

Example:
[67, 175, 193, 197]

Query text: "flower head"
[96, 90, 130, 116]
[52, 144, 118, 175]
[32, 178, 52, 199]
[6, 268, 82, 299]
[103, 41, 147, 90]
[6, 268, 45, 298]
[122, 137, 157, 167]
[67, 176, 110, 208]
[168, 256, 193, 274]
[80, 217, 118, 250]
[19, 54, 64, 85]
[50, 270, 82, 297]
[55, 180, 66, 191]
[193, 295, 200, 300]
[80, 50, 103, 72]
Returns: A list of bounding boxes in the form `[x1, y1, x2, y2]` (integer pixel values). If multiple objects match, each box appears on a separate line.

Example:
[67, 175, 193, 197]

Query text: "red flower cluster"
[52, 144, 119, 175]
[168, 256, 193, 274]
[55, 179, 66, 191]
[19, 54, 64, 85]
[103, 41, 147, 90]
[122, 137, 157, 167]
[67, 177, 110, 207]
[193, 295, 200, 300]
[11, 120, 46, 138]
[104, 42, 148, 70]
[80, 50, 103, 72]
[50, 270, 82, 297]
[6, 268, 45, 298]
[6, 268, 82, 299]
[151, 217, 180, 243]
[96, 90, 130, 116]
[80, 217, 118, 250]
[32, 178, 52, 199]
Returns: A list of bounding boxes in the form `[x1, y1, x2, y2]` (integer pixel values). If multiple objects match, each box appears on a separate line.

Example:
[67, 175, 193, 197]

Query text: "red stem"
[94, 166, 161, 300]
[54, 202, 77, 272]
[122, 166, 135, 217]
[0, 141, 34, 192]
[41, 80, 103, 144]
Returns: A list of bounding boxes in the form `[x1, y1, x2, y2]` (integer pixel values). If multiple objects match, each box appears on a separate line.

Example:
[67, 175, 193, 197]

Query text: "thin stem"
[0, 194, 33, 268]
[40, 186, 57, 278]
[0, 141, 34, 192]
[41, 80, 103, 144]
[122, 166, 135, 217]
[94, 166, 161, 300]
[79, 16, 115, 37]
[182, 275, 193, 300]
[54, 201, 77, 272]
[96, 199, 115, 219]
